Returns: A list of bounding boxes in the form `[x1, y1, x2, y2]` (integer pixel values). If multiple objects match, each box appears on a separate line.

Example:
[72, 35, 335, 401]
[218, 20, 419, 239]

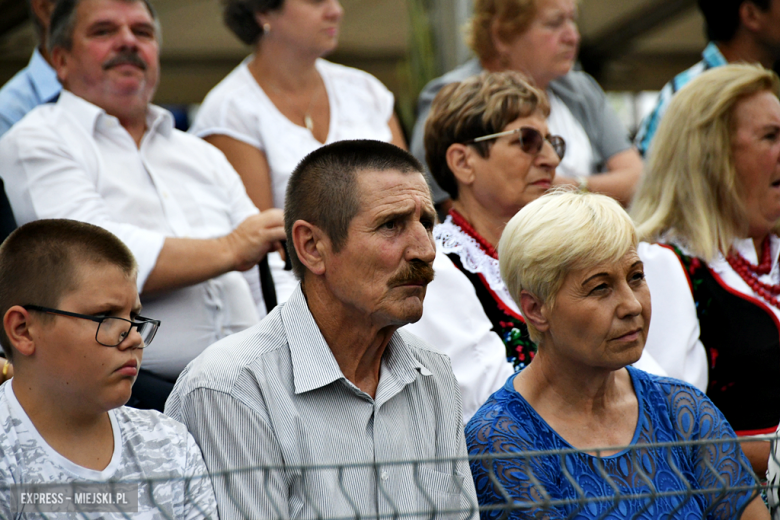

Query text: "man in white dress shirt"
[0, 0, 285, 410]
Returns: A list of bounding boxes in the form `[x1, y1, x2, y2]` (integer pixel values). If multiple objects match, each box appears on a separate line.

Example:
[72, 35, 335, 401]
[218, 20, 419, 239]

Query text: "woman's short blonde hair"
[499, 189, 637, 343]
[424, 70, 548, 200]
[631, 63, 780, 262]
[469, 0, 537, 62]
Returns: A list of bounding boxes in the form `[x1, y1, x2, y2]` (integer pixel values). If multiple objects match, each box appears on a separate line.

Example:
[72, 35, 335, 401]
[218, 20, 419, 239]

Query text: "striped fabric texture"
[166, 285, 478, 520]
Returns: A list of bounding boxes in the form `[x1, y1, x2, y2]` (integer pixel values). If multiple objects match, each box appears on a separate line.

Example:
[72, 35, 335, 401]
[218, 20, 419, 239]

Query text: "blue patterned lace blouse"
[466, 367, 757, 519]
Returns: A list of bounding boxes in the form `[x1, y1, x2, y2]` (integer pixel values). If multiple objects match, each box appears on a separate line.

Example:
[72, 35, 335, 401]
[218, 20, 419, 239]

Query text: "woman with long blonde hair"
[631, 63, 780, 474]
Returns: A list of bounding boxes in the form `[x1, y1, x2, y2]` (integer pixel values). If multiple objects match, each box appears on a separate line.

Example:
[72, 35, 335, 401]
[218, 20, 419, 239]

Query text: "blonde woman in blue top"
[466, 190, 767, 519]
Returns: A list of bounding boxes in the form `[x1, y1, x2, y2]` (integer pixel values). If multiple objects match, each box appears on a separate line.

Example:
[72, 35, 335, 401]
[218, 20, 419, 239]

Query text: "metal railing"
[3, 435, 777, 519]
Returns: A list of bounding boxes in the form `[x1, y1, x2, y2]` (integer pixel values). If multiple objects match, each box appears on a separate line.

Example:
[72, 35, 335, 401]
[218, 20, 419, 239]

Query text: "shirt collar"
[373, 332, 433, 406]
[382, 332, 433, 380]
[731, 236, 762, 264]
[281, 284, 432, 396]
[703, 42, 728, 68]
[57, 89, 174, 139]
[28, 48, 61, 103]
[145, 104, 174, 137]
[282, 285, 350, 394]
[58, 90, 105, 135]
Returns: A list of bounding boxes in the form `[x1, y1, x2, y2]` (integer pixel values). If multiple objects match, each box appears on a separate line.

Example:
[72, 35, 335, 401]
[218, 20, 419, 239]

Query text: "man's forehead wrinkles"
[377, 196, 415, 207]
[368, 194, 433, 223]
[364, 182, 428, 197]
[356, 170, 433, 219]
[361, 190, 420, 211]
[364, 189, 433, 213]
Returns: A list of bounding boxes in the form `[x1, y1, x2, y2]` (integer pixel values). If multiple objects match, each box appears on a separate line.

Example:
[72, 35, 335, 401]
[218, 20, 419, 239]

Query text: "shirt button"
[380, 471, 389, 481]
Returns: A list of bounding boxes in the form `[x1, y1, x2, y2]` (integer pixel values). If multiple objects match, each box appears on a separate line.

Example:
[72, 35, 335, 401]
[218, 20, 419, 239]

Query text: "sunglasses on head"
[468, 126, 566, 160]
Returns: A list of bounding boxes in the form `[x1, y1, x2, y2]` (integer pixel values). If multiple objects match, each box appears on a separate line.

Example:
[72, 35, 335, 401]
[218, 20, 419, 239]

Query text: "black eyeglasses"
[468, 126, 566, 160]
[23, 305, 160, 348]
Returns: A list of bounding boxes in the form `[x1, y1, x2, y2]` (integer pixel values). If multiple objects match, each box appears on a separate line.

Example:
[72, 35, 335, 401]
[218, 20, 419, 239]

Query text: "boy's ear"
[4, 306, 37, 357]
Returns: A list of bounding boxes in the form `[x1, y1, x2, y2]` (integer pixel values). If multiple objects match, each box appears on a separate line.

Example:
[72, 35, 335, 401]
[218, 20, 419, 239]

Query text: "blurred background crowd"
[0, 0, 713, 139]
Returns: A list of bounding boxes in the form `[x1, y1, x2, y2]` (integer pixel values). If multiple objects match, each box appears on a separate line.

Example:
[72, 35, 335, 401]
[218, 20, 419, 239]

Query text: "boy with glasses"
[0, 219, 217, 518]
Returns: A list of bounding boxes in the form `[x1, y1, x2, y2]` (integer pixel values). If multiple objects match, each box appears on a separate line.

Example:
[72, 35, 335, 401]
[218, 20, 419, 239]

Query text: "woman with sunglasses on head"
[406, 71, 661, 421]
[189, 0, 406, 304]
[411, 0, 642, 208]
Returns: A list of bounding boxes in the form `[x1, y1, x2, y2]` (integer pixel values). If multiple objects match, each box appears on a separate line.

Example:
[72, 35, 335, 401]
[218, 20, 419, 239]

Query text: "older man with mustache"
[0, 0, 285, 411]
[167, 140, 478, 520]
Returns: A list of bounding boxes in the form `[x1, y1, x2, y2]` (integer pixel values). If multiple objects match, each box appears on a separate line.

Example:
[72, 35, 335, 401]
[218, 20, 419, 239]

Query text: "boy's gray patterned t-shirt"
[0, 381, 218, 519]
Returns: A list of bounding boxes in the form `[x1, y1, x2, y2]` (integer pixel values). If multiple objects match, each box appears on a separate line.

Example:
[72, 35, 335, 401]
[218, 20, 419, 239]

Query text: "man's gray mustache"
[103, 53, 147, 71]
[389, 260, 435, 287]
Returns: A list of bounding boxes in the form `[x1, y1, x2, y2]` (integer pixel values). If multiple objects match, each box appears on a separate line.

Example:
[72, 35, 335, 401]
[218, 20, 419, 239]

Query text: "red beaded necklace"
[449, 209, 498, 260]
[726, 236, 780, 308]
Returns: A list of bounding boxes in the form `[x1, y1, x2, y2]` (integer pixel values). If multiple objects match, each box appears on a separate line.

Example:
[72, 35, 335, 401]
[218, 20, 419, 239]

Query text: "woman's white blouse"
[638, 242, 708, 391]
[190, 58, 395, 210]
[190, 58, 395, 304]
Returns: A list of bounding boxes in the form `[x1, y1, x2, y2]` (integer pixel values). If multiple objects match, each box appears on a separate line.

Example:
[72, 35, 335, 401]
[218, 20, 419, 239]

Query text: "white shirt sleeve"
[189, 65, 265, 150]
[204, 143, 260, 227]
[1, 123, 166, 289]
[344, 64, 395, 124]
[638, 242, 708, 390]
[404, 250, 514, 422]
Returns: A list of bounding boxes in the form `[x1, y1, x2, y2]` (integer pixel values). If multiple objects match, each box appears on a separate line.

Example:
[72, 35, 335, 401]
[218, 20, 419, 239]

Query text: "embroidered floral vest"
[435, 211, 536, 371]
[668, 244, 780, 434]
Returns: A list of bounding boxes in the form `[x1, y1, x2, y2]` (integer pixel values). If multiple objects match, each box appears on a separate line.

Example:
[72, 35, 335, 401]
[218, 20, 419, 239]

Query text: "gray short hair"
[499, 189, 637, 343]
[48, 0, 160, 54]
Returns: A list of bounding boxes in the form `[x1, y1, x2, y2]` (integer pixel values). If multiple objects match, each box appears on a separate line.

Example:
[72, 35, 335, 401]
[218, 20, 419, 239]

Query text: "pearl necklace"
[726, 236, 780, 308]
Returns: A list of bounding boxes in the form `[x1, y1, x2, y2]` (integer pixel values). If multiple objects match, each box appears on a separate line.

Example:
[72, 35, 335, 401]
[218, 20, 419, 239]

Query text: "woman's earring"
[263, 23, 271, 34]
